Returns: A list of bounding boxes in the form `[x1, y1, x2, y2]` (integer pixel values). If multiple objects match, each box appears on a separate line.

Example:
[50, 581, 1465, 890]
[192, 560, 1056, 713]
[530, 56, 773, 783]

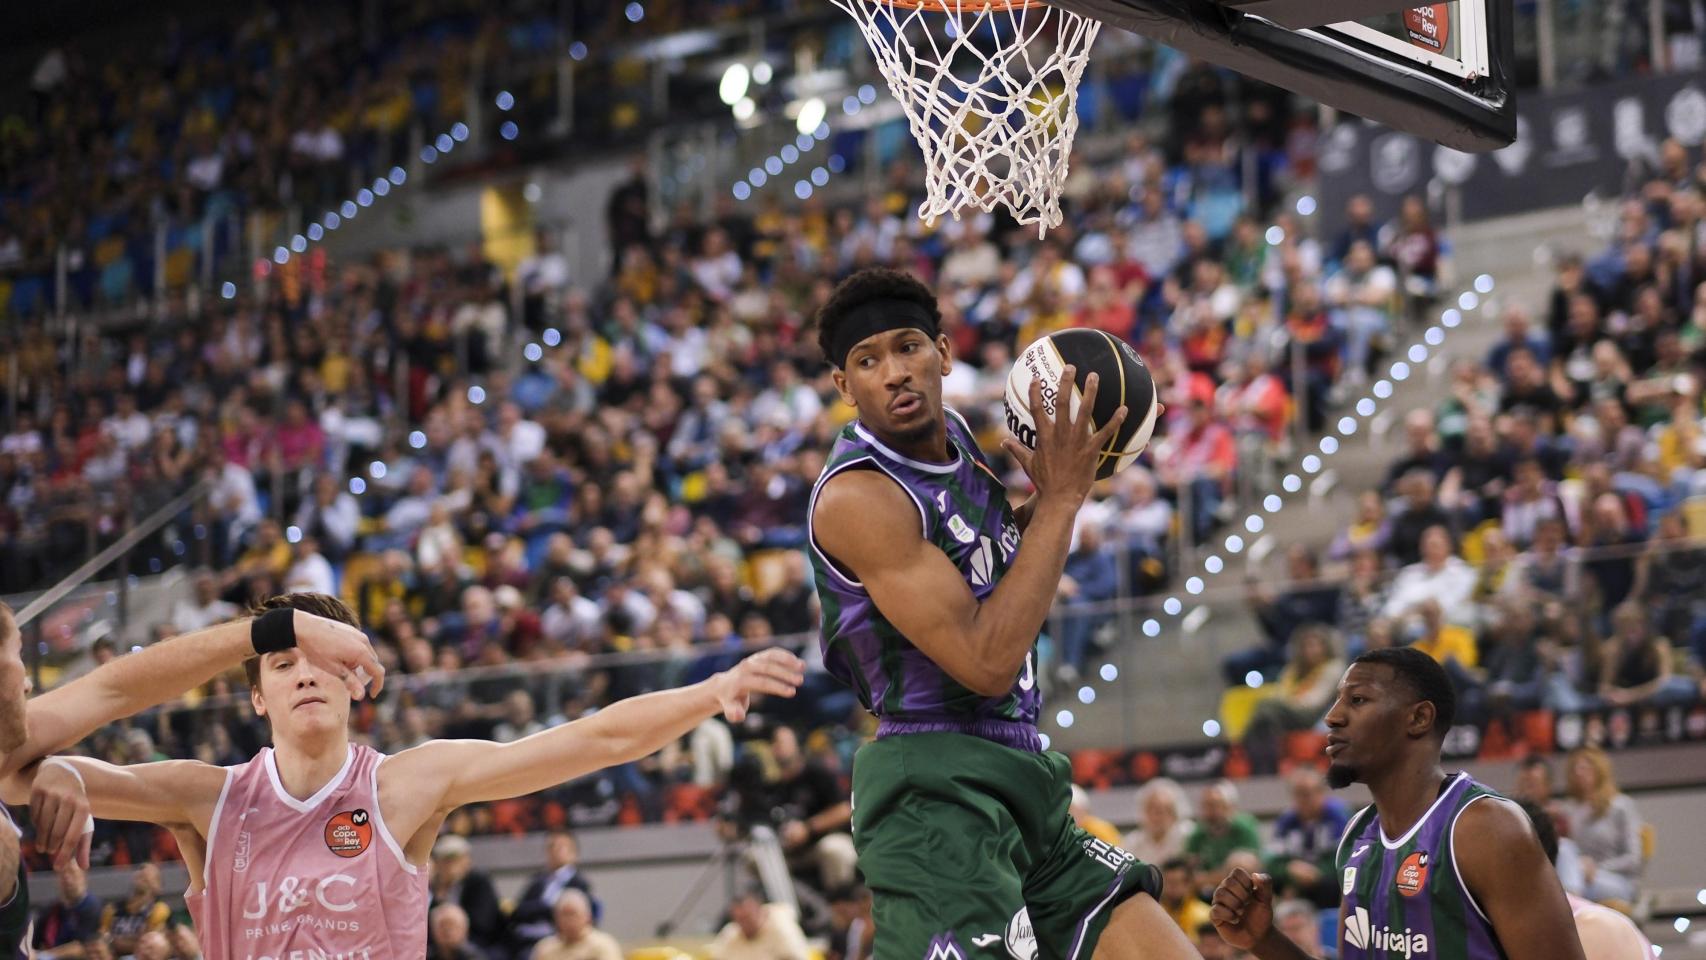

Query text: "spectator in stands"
[708, 892, 811, 960]
[1384, 470, 1452, 566]
[1056, 522, 1119, 680]
[1241, 624, 1344, 775]
[509, 831, 600, 955]
[1439, 415, 1512, 528]
[431, 835, 505, 955]
[1069, 785, 1122, 845]
[1229, 546, 1338, 685]
[1512, 757, 1585, 894]
[1485, 305, 1551, 379]
[1638, 511, 1706, 665]
[99, 863, 170, 957]
[33, 863, 103, 959]
[1274, 898, 1334, 960]
[528, 890, 620, 960]
[825, 886, 874, 960]
[1123, 777, 1195, 867]
[766, 726, 856, 894]
[1265, 767, 1349, 907]
[430, 903, 490, 960]
[1186, 780, 1263, 895]
[294, 473, 361, 562]
[169, 572, 238, 633]
[1382, 526, 1476, 623]
[1506, 516, 1576, 602]
[1561, 747, 1646, 904]
[1153, 395, 1237, 544]
[168, 923, 202, 960]
[1600, 603, 1697, 708]
[1382, 410, 1449, 494]
[1323, 240, 1396, 384]
[1159, 857, 1213, 936]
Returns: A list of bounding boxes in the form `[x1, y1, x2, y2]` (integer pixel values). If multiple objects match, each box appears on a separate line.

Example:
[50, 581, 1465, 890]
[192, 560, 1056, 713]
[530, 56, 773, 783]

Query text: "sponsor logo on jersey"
[324, 810, 373, 859]
[969, 536, 995, 587]
[970, 934, 1003, 949]
[1352, 844, 1371, 859]
[925, 933, 965, 960]
[1081, 837, 1135, 873]
[1004, 908, 1036, 960]
[1344, 907, 1430, 958]
[947, 514, 976, 544]
[234, 830, 253, 873]
[998, 521, 1019, 563]
[1396, 850, 1430, 897]
[1342, 866, 1357, 894]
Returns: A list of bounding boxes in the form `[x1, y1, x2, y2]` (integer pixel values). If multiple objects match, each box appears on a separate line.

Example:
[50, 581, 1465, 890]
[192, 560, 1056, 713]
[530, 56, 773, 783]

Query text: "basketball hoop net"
[830, 0, 1101, 236]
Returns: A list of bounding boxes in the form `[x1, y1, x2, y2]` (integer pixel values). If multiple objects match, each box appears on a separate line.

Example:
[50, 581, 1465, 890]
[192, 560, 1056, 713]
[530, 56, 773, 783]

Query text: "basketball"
[1004, 329, 1159, 480]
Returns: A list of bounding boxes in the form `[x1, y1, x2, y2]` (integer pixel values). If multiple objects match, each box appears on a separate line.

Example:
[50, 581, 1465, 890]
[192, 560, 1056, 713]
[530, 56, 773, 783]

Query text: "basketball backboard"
[1050, 0, 1516, 150]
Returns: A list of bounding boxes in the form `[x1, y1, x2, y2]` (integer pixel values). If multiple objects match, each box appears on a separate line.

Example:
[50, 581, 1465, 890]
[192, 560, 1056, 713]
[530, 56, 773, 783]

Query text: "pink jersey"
[187, 744, 428, 960]
[1567, 894, 1659, 959]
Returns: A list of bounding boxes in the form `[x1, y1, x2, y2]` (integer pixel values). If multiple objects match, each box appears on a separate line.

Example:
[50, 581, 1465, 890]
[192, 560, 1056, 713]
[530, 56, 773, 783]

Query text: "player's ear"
[831, 368, 855, 407]
[1407, 699, 1437, 740]
[251, 684, 268, 719]
[936, 334, 953, 375]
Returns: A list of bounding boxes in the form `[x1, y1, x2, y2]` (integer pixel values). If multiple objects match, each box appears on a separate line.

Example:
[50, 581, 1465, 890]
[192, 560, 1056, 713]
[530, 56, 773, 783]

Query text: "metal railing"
[11, 481, 210, 689]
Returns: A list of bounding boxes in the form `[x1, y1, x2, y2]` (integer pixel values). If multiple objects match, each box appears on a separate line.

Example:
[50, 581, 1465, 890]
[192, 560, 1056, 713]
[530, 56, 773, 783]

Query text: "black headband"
[827, 299, 939, 369]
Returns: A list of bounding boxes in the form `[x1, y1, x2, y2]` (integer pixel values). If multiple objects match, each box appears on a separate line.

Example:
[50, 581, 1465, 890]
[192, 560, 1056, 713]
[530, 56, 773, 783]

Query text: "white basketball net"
[831, 0, 1101, 235]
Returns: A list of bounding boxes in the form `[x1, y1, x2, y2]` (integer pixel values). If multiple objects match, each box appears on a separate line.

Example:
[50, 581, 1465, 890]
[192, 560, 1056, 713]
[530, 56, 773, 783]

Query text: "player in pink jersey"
[1519, 800, 1658, 960]
[10, 592, 803, 960]
[0, 596, 380, 959]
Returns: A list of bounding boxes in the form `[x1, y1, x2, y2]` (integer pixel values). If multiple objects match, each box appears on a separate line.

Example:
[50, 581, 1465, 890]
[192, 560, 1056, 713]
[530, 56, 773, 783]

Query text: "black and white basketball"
[1004, 329, 1159, 480]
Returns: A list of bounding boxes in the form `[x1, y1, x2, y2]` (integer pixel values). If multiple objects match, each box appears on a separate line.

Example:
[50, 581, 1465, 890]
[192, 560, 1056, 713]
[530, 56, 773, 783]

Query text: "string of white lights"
[1044, 255, 1499, 743]
[237, 95, 523, 533]
[728, 84, 879, 202]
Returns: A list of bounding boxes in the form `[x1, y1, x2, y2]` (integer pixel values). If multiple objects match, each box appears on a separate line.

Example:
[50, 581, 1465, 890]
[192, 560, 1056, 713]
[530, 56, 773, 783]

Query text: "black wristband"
[251, 608, 297, 656]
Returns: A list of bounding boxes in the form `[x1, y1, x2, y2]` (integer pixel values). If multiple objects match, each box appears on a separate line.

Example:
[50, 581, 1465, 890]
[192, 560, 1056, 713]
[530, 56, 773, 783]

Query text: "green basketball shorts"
[850, 732, 1163, 960]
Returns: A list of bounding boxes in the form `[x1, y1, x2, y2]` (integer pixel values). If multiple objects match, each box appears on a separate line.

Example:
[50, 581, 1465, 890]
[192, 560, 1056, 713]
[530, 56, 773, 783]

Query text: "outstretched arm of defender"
[815, 368, 1124, 697]
[5, 611, 383, 779]
[2, 756, 224, 835]
[386, 649, 804, 813]
[1455, 797, 1588, 960]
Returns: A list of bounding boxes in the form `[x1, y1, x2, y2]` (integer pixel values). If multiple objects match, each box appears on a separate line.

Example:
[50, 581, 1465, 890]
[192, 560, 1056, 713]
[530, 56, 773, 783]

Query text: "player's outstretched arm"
[1455, 797, 1588, 960]
[389, 649, 804, 811]
[3, 611, 384, 778]
[2, 756, 224, 833]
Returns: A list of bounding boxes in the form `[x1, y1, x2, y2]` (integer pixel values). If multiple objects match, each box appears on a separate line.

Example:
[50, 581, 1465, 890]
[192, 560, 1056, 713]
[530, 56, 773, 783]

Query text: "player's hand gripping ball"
[1004, 329, 1160, 479]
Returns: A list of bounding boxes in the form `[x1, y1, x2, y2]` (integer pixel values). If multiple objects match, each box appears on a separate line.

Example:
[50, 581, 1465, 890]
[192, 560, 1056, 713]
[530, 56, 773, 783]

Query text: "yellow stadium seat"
[1683, 498, 1706, 540]
[95, 235, 127, 268]
[164, 248, 195, 288]
[1218, 684, 1276, 741]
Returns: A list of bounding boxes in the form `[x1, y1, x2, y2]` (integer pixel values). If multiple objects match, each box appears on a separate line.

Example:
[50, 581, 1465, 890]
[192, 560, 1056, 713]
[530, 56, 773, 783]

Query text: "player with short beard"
[1211, 648, 1586, 960]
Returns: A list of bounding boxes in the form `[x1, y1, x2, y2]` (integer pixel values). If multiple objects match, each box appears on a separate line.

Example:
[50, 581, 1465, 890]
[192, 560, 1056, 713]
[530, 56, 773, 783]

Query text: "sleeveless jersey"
[808, 408, 1042, 752]
[1335, 773, 1507, 960]
[187, 744, 429, 960]
[0, 806, 28, 959]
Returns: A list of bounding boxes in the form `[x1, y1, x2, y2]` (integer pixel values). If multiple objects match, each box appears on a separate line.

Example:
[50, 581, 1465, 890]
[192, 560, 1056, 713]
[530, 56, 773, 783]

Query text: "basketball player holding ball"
[808, 267, 1191, 960]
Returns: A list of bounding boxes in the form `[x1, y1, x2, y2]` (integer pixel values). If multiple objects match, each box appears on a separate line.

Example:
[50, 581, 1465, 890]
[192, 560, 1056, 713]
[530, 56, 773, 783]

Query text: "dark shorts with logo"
[851, 732, 1162, 960]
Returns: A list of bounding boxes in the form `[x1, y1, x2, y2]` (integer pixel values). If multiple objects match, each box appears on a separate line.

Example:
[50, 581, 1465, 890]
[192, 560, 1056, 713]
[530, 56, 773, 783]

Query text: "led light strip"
[1043, 266, 1499, 746]
[259, 96, 520, 543]
[729, 84, 879, 202]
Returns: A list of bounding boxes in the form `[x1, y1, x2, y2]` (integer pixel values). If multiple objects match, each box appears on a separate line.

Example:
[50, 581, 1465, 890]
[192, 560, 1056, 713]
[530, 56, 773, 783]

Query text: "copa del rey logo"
[1344, 907, 1431, 958]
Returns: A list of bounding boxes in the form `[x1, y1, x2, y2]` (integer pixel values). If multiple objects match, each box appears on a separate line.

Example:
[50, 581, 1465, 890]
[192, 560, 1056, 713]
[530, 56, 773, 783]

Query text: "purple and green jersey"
[807, 408, 1043, 752]
[1335, 772, 1510, 960]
